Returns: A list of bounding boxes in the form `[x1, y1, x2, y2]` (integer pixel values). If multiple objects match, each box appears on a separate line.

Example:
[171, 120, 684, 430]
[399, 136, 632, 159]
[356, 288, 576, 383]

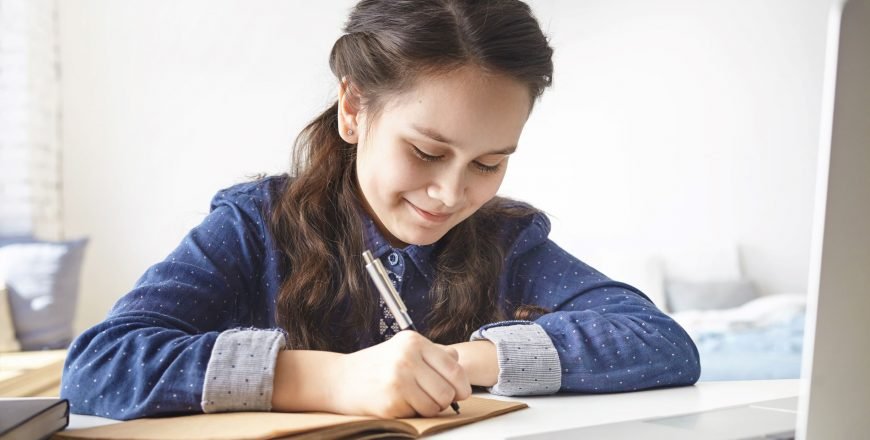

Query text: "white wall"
[510, 0, 832, 298]
[59, 0, 833, 332]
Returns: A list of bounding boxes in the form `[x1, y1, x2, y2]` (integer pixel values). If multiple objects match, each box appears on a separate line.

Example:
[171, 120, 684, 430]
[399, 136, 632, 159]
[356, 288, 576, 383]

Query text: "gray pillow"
[665, 279, 758, 312]
[0, 237, 88, 350]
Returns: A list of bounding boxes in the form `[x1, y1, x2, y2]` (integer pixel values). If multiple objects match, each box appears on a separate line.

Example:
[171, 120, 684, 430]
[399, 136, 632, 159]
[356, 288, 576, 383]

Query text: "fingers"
[421, 343, 472, 402]
[381, 335, 446, 418]
[404, 373, 449, 417]
[377, 332, 471, 418]
[411, 360, 459, 416]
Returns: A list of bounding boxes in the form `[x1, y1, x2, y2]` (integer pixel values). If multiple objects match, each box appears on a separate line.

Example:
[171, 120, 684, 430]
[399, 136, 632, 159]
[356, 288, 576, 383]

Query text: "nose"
[427, 166, 466, 209]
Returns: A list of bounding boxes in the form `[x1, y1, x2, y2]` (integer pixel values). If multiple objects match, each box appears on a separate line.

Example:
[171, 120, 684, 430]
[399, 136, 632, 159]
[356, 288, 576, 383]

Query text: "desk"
[0, 349, 66, 397]
[66, 379, 800, 439]
[431, 379, 800, 439]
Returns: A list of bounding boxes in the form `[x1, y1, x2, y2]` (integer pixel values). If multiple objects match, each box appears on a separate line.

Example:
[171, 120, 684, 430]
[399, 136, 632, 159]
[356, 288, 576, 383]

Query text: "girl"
[62, 0, 700, 420]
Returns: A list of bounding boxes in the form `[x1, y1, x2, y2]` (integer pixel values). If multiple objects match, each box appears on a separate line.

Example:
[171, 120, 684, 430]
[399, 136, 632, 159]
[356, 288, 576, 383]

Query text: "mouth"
[406, 200, 453, 224]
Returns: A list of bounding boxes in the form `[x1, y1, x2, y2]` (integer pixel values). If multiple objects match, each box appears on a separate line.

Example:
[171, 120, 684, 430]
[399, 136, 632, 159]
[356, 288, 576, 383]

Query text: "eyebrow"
[411, 125, 517, 155]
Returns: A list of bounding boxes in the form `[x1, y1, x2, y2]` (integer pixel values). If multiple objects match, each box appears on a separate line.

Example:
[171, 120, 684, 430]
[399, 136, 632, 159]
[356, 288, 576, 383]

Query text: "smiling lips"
[407, 200, 453, 223]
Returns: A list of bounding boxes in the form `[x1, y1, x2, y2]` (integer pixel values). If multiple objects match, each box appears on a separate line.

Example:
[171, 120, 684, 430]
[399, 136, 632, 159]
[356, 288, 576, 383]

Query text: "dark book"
[0, 398, 69, 440]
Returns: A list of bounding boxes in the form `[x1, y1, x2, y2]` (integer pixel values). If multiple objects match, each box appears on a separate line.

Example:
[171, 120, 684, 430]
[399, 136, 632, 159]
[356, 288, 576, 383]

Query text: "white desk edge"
[65, 379, 801, 439]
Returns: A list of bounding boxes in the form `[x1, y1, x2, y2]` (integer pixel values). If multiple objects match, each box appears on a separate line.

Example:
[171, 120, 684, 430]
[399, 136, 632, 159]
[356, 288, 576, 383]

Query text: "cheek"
[467, 173, 506, 209]
[360, 149, 424, 198]
[385, 152, 430, 189]
[356, 154, 391, 210]
[355, 154, 376, 195]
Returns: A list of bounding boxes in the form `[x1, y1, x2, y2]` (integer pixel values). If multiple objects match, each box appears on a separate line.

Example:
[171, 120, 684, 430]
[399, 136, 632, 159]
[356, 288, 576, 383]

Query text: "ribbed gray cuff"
[201, 328, 286, 413]
[470, 322, 561, 396]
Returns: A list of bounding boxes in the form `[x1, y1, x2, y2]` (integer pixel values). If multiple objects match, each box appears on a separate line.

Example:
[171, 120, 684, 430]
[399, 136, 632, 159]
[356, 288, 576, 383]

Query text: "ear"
[337, 77, 361, 144]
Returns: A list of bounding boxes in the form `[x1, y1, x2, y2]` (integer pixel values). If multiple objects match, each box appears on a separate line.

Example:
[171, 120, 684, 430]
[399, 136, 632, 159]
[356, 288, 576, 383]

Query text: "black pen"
[363, 250, 461, 415]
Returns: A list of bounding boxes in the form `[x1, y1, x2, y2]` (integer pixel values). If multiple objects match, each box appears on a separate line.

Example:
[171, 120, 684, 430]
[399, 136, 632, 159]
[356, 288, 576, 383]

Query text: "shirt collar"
[360, 208, 438, 281]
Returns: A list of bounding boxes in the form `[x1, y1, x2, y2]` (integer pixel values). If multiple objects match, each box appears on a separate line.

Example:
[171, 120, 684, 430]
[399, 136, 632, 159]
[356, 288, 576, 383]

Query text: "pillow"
[661, 244, 743, 283]
[665, 278, 758, 312]
[0, 238, 88, 350]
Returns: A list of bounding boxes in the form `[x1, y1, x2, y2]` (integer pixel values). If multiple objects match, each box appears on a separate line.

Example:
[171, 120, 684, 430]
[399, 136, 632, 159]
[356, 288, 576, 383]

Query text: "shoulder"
[477, 197, 552, 254]
[209, 174, 290, 215]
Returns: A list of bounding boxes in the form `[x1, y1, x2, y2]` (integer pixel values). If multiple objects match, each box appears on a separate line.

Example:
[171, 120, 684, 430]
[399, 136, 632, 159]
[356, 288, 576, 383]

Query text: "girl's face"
[345, 67, 532, 247]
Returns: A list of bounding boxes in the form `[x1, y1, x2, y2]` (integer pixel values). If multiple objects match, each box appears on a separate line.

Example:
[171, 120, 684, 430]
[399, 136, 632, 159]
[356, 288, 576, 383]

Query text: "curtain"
[0, 0, 61, 240]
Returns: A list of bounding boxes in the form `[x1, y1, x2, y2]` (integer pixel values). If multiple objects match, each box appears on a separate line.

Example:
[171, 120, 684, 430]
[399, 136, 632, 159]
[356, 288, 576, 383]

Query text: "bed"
[671, 293, 806, 381]
[580, 243, 806, 382]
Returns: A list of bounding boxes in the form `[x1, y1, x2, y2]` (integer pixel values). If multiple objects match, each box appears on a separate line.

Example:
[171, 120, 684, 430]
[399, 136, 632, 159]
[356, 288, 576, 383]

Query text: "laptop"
[510, 0, 870, 438]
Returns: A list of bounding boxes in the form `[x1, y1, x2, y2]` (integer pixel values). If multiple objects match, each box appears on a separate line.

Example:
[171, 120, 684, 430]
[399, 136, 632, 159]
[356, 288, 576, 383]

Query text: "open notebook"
[54, 396, 526, 440]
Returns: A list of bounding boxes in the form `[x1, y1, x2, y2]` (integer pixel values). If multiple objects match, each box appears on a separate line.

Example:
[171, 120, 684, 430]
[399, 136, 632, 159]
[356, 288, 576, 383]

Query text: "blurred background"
[1, 0, 835, 387]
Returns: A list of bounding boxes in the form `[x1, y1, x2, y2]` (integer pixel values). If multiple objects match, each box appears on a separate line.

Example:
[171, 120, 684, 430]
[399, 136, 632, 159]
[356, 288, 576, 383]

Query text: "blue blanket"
[696, 314, 804, 381]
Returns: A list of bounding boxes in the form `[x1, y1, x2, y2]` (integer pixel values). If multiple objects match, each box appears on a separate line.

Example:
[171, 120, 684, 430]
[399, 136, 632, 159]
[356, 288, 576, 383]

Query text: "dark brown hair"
[270, 0, 554, 351]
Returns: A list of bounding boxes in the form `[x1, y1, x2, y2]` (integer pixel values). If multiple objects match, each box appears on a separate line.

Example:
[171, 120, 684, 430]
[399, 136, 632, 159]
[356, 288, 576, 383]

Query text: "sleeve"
[470, 213, 701, 396]
[60, 186, 287, 419]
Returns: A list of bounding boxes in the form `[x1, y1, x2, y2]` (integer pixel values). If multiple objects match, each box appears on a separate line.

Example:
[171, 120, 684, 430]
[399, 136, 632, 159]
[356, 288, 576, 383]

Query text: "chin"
[400, 235, 440, 247]
[397, 229, 446, 247]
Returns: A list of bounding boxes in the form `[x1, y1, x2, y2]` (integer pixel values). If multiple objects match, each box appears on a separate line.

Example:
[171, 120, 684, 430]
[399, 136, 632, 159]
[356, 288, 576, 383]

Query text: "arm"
[61, 185, 284, 419]
[451, 340, 498, 387]
[271, 350, 343, 412]
[531, 279, 701, 393]
[468, 213, 701, 396]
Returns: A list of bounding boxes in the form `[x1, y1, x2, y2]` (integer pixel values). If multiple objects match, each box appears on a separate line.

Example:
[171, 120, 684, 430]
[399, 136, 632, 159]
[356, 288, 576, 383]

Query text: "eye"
[410, 145, 443, 162]
[473, 161, 502, 174]
[411, 144, 504, 174]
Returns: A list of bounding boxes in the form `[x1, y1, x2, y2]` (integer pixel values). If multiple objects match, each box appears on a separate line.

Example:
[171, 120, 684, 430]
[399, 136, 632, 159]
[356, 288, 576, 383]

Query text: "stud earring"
[347, 129, 354, 136]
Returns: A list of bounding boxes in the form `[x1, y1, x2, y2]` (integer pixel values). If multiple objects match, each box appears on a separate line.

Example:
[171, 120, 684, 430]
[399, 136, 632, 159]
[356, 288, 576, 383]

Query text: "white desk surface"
[67, 379, 800, 439]
[432, 379, 800, 439]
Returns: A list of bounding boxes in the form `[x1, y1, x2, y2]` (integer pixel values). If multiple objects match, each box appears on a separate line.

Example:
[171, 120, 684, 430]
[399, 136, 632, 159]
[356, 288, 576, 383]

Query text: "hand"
[329, 331, 472, 418]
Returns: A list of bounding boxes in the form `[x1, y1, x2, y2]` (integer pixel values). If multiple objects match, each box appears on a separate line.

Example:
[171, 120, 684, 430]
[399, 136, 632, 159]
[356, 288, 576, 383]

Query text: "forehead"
[376, 67, 532, 153]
